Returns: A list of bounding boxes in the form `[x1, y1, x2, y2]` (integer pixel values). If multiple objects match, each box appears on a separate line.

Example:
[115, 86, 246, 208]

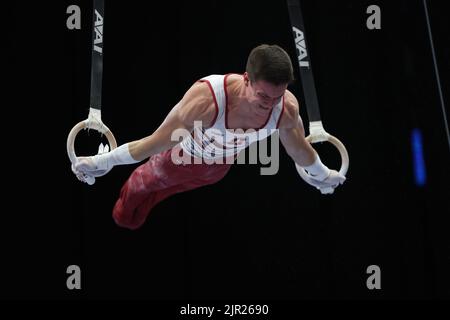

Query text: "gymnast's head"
[244, 44, 294, 109]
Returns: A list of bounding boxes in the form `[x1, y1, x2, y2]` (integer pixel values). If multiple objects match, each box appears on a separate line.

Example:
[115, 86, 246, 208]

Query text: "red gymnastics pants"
[112, 148, 232, 229]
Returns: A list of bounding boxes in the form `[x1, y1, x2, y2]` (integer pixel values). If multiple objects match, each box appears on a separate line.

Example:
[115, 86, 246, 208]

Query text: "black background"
[6, 0, 450, 302]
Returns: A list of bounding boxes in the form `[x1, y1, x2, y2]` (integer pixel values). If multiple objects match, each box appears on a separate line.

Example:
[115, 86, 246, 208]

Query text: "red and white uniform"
[180, 74, 284, 160]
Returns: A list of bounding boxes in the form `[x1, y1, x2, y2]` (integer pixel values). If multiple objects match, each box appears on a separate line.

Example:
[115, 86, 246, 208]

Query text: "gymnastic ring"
[296, 131, 349, 193]
[67, 119, 117, 176]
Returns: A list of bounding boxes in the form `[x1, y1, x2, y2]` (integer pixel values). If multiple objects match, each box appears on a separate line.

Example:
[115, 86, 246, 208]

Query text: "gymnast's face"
[244, 72, 286, 115]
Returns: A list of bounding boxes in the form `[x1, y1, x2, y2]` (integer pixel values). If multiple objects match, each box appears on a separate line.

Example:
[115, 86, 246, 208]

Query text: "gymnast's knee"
[112, 200, 145, 230]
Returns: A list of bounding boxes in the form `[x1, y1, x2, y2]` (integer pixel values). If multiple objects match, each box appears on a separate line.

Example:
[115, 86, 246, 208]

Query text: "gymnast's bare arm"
[72, 82, 216, 181]
[279, 90, 346, 188]
[278, 90, 317, 167]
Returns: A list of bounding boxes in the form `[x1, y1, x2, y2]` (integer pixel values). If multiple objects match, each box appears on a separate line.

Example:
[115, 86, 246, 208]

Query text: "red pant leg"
[112, 149, 231, 229]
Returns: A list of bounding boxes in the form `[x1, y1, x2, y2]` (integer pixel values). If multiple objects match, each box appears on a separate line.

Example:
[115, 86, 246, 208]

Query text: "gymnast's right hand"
[71, 143, 111, 185]
[72, 143, 139, 184]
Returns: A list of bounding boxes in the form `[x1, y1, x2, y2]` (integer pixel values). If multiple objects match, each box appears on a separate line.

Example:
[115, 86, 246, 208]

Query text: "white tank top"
[180, 74, 285, 160]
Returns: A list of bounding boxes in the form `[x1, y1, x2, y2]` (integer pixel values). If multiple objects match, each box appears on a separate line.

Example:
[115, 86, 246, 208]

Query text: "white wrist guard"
[95, 143, 139, 171]
[301, 155, 330, 181]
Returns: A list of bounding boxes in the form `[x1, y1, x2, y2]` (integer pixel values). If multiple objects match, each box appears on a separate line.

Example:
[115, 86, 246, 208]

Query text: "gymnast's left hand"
[308, 169, 346, 193]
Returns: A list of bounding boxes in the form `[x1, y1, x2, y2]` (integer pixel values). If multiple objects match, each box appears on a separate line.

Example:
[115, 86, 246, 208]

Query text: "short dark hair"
[245, 44, 295, 85]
